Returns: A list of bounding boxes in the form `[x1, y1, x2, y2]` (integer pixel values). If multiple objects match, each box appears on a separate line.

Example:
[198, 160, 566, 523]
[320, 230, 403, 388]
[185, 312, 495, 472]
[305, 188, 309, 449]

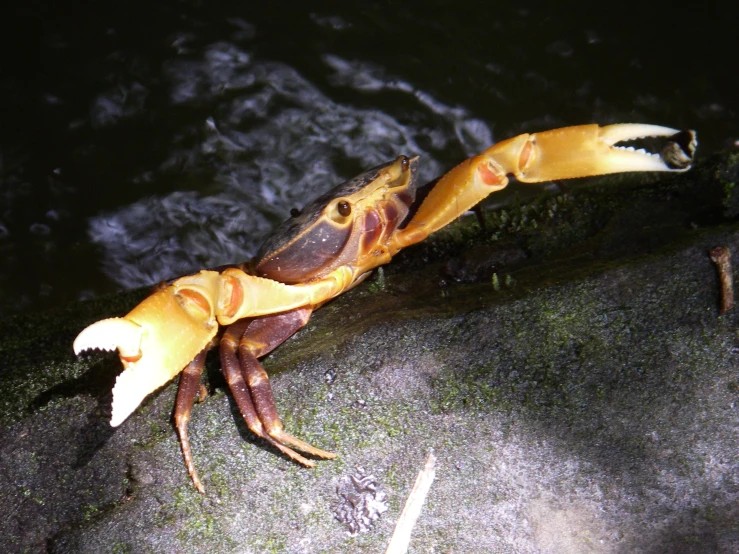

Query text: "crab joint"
[709, 246, 734, 315]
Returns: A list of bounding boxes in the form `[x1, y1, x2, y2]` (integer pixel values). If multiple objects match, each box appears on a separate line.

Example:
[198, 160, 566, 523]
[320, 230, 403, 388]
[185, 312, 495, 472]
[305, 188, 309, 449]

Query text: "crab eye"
[328, 199, 353, 223]
[337, 200, 352, 217]
[400, 155, 410, 172]
[290, 207, 302, 218]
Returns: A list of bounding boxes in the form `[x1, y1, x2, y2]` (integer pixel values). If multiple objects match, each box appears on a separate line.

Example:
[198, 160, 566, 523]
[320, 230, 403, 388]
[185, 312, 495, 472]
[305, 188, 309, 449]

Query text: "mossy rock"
[1, 152, 738, 553]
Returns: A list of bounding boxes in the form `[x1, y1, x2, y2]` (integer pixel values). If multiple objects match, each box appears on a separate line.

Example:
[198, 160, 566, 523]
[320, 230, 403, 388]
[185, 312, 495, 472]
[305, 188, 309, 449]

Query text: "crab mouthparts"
[601, 124, 697, 172]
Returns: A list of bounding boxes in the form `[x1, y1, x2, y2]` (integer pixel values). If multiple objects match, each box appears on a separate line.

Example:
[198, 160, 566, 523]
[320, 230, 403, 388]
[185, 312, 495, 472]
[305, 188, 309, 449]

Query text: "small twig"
[384, 451, 437, 554]
[709, 246, 734, 315]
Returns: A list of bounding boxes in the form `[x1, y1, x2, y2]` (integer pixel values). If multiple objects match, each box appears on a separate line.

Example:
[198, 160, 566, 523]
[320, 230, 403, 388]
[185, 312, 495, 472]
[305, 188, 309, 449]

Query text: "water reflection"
[0, 2, 736, 314]
[89, 46, 491, 289]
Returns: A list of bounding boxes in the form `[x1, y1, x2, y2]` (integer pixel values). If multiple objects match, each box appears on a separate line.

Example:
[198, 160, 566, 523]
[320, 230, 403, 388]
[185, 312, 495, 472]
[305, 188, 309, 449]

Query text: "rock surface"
[1, 151, 738, 553]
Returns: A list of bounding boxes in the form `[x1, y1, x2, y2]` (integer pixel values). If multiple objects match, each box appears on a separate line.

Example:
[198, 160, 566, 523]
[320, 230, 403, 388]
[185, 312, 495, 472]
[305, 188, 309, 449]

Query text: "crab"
[74, 123, 696, 492]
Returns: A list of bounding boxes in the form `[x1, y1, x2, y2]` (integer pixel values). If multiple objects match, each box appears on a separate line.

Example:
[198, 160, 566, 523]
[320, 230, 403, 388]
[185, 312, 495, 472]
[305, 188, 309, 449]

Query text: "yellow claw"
[74, 275, 222, 426]
[394, 124, 696, 248]
[73, 266, 356, 426]
[509, 123, 694, 181]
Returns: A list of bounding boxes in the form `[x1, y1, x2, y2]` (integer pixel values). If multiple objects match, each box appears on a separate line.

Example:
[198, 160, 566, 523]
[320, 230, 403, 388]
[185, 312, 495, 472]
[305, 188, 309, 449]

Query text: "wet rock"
[1, 151, 738, 553]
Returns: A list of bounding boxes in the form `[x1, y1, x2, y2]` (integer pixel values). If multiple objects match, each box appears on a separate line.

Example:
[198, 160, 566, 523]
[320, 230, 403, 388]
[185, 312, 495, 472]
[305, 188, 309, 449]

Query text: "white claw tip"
[73, 317, 144, 358]
[110, 368, 145, 427]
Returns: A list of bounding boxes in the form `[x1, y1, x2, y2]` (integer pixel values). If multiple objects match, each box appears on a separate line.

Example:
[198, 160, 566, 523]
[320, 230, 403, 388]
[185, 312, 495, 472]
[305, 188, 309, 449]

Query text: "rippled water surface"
[1, 1, 736, 314]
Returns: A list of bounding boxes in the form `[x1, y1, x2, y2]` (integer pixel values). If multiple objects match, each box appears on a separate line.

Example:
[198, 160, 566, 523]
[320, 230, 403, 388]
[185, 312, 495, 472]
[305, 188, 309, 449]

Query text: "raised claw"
[511, 124, 697, 182]
[588, 124, 697, 173]
[394, 124, 697, 248]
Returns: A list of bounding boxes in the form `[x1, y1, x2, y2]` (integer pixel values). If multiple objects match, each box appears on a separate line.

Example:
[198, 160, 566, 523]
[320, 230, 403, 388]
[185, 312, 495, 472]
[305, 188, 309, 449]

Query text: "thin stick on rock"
[384, 451, 437, 554]
[709, 246, 734, 314]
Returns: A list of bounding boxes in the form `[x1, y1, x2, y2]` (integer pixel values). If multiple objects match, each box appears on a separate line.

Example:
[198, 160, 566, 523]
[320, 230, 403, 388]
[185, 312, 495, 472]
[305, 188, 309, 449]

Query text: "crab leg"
[219, 321, 315, 465]
[174, 349, 209, 493]
[393, 124, 696, 249]
[220, 312, 336, 466]
[235, 309, 337, 461]
[170, 308, 336, 492]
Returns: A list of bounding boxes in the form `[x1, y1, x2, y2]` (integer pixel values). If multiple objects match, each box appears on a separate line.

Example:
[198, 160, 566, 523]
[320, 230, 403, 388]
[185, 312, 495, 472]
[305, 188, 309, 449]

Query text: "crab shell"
[74, 124, 696, 429]
[75, 156, 421, 426]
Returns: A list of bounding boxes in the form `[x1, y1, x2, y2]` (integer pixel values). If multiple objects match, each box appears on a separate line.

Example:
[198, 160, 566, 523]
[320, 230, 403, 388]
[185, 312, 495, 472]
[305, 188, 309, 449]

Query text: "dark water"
[1, 1, 736, 315]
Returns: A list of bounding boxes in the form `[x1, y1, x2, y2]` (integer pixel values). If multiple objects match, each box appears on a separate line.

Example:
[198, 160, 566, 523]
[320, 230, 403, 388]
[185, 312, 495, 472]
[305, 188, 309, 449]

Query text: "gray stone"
[1, 151, 738, 553]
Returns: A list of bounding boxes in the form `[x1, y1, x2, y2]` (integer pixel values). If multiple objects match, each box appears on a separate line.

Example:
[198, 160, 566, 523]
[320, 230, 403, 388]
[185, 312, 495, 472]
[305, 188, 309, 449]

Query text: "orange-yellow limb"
[393, 123, 694, 249]
[72, 266, 357, 426]
[74, 283, 220, 426]
[73, 122, 696, 433]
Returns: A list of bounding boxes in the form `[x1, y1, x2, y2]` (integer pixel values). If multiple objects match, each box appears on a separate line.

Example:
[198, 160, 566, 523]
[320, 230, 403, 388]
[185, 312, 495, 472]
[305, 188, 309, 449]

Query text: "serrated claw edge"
[73, 318, 144, 358]
[600, 123, 681, 145]
[598, 124, 696, 173]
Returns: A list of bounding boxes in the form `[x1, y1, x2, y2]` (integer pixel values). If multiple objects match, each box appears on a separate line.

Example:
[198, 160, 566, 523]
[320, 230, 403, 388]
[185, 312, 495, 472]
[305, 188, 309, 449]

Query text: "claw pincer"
[74, 124, 696, 491]
[74, 275, 220, 426]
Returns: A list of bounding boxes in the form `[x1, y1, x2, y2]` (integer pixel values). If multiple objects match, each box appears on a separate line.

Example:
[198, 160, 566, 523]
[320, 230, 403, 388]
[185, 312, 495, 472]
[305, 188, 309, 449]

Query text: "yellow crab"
[74, 123, 696, 492]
